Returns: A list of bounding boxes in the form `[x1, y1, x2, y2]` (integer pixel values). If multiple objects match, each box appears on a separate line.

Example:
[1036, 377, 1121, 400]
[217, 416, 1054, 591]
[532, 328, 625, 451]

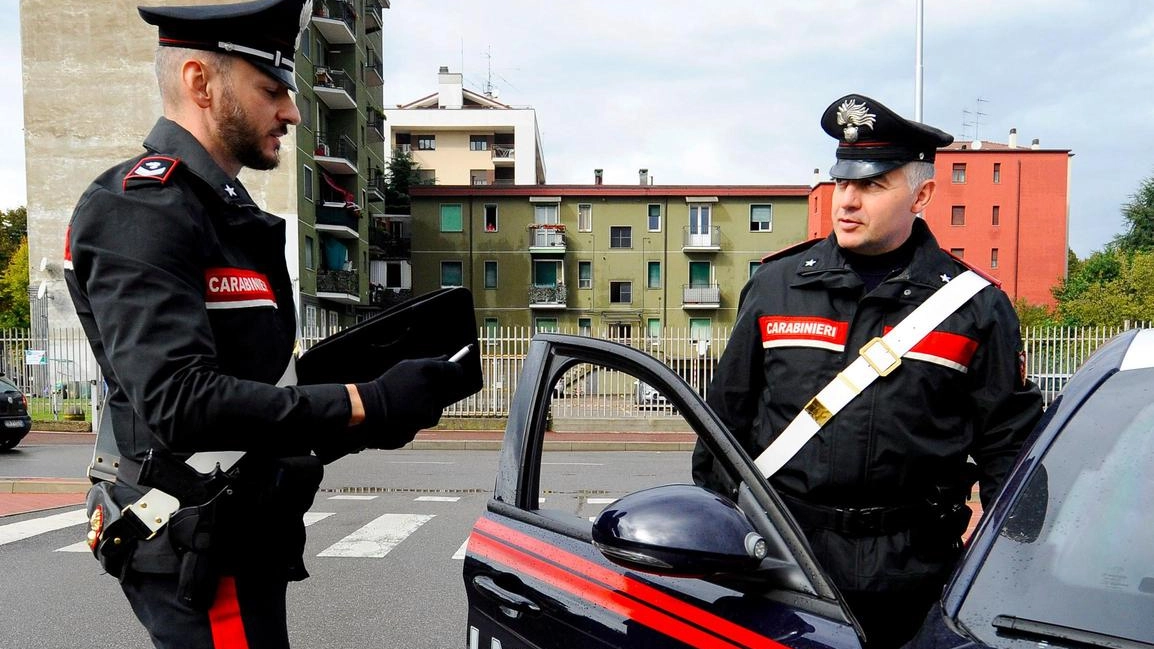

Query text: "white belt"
[754, 271, 990, 478]
[128, 356, 299, 536]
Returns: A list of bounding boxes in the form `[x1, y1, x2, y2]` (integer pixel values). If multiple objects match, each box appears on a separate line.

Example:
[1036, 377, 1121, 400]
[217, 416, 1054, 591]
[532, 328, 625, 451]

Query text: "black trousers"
[122, 572, 290, 649]
[843, 586, 939, 649]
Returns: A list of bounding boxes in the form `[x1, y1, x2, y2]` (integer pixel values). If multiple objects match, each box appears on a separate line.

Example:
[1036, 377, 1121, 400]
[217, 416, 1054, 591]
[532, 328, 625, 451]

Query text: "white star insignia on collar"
[804, 259, 817, 267]
[224, 184, 237, 198]
[940, 273, 952, 283]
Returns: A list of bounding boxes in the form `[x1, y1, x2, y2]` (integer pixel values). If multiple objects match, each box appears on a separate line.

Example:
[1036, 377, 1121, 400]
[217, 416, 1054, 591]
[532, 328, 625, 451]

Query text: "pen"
[449, 344, 474, 363]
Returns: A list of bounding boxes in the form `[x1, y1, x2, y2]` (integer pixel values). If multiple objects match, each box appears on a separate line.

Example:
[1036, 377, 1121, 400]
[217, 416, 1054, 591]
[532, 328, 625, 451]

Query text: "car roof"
[1119, 328, 1154, 371]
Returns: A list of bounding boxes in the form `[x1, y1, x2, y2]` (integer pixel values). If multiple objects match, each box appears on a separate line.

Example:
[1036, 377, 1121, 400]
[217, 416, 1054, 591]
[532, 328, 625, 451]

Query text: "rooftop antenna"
[482, 45, 495, 96]
[961, 109, 974, 140]
[974, 97, 989, 141]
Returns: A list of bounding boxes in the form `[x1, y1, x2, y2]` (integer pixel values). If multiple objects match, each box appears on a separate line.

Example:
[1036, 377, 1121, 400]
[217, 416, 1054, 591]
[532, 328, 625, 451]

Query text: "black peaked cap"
[821, 93, 954, 180]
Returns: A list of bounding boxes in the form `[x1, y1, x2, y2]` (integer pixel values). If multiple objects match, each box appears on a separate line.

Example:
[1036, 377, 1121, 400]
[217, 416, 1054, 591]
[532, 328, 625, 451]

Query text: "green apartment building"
[409, 181, 811, 338]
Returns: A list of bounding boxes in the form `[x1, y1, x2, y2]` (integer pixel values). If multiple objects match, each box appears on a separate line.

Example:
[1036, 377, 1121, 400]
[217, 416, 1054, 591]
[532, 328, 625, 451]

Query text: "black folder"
[296, 287, 483, 404]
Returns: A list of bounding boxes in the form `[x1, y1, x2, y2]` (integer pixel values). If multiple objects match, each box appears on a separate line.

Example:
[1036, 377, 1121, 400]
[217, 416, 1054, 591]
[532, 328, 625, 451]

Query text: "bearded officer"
[693, 94, 1043, 648]
[65, 2, 471, 647]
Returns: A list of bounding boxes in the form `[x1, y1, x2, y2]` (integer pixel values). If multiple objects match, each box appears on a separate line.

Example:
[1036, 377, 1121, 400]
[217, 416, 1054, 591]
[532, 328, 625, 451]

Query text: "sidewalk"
[1, 428, 697, 518]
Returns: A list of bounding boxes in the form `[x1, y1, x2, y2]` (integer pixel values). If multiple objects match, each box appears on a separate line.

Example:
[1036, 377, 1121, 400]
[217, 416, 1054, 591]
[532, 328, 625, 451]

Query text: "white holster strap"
[754, 270, 990, 478]
[126, 355, 300, 537]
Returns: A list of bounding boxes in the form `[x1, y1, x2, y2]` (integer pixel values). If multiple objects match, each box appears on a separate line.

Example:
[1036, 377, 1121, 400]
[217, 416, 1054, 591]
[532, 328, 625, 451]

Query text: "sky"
[4, 1, 1154, 258]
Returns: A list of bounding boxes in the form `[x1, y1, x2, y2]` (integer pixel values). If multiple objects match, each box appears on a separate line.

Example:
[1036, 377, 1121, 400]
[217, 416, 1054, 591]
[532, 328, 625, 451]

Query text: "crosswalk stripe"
[414, 496, 459, 502]
[317, 513, 434, 558]
[586, 498, 616, 505]
[452, 538, 469, 560]
[328, 495, 378, 501]
[0, 509, 87, 546]
[304, 512, 334, 526]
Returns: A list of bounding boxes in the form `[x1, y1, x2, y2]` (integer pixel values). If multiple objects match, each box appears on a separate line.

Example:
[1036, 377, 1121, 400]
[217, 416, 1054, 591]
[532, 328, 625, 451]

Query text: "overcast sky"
[5, 1, 1153, 258]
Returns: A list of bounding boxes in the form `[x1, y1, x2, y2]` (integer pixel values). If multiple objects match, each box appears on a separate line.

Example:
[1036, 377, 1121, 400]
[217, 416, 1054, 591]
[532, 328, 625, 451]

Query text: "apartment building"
[809, 129, 1071, 306]
[21, 0, 389, 339]
[409, 174, 811, 338]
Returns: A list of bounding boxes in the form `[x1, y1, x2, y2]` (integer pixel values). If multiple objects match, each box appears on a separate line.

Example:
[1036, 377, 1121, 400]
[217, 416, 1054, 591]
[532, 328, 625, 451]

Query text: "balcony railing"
[529, 224, 565, 252]
[370, 285, 412, 308]
[492, 145, 515, 161]
[366, 172, 386, 202]
[313, 67, 356, 110]
[682, 226, 721, 250]
[315, 204, 359, 236]
[682, 283, 721, 307]
[364, 0, 385, 33]
[364, 50, 383, 87]
[317, 269, 359, 297]
[529, 283, 567, 308]
[367, 112, 385, 142]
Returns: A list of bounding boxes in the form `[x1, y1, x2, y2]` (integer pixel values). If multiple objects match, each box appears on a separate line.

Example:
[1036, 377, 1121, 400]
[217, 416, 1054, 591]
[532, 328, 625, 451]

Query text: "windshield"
[957, 368, 1154, 647]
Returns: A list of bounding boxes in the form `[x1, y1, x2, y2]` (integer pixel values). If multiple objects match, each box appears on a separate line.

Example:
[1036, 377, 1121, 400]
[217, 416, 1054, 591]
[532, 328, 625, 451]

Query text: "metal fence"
[4, 323, 1147, 424]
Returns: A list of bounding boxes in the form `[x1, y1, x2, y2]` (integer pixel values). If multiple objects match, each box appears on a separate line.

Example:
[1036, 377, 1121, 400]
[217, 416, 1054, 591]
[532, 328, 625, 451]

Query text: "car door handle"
[472, 575, 542, 617]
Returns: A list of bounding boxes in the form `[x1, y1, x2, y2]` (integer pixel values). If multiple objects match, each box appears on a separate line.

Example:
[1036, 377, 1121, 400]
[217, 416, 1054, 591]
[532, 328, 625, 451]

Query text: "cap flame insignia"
[836, 99, 876, 143]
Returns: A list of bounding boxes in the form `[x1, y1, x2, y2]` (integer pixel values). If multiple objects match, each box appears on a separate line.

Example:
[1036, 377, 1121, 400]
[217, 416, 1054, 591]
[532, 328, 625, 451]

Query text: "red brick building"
[808, 131, 1071, 307]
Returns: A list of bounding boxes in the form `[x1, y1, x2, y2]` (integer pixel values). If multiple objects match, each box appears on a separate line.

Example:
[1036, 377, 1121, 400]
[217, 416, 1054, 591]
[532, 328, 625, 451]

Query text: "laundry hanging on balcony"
[321, 170, 361, 215]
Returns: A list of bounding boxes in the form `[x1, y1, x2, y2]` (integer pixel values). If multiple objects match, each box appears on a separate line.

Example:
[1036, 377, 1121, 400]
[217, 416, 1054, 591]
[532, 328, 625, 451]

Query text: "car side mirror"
[592, 484, 768, 577]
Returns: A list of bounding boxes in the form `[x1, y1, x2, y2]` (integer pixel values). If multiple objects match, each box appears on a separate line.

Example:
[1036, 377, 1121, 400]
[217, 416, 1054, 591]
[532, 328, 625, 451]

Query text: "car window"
[0, 377, 18, 392]
[957, 368, 1154, 647]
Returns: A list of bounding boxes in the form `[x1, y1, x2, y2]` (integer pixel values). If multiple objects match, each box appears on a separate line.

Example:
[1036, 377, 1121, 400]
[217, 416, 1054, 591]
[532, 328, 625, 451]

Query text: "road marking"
[586, 498, 616, 505]
[384, 461, 454, 465]
[0, 509, 87, 546]
[317, 513, 434, 558]
[328, 495, 378, 501]
[542, 462, 604, 466]
[304, 512, 334, 526]
[57, 541, 89, 553]
[414, 496, 459, 502]
[453, 538, 469, 560]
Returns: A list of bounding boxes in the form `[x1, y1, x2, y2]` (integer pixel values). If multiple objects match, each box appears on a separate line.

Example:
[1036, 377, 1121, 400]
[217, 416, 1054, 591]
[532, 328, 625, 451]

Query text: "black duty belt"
[782, 494, 932, 537]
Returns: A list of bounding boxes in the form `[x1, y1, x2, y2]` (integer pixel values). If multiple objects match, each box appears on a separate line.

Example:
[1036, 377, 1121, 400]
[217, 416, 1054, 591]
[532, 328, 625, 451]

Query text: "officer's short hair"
[903, 161, 936, 192]
[155, 47, 234, 106]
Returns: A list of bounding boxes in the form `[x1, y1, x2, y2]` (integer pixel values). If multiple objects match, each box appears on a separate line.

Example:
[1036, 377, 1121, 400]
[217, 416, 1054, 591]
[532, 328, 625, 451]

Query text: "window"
[470, 170, 490, 186]
[690, 318, 712, 345]
[484, 318, 499, 340]
[610, 226, 632, 248]
[993, 162, 1001, 184]
[304, 305, 318, 339]
[647, 204, 661, 232]
[610, 281, 632, 304]
[302, 165, 314, 201]
[749, 261, 761, 278]
[395, 133, 411, 153]
[440, 204, 463, 232]
[578, 318, 592, 337]
[299, 27, 311, 59]
[484, 261, 498, 289]
[689, 261, 711, 288]
[952, 163, 966, 183]
[440, 261, 463, 287]
[991, 248, 999, 269]
[469, 135, 489, 151]
[647, 318, 661, 341]
[992, 205, 1000, 226]
[417, 169, 436, 183]
[647, 261, 661, 289]
[951, 206, 966, 226]
[534, 203, 559, 225]
[750, 204, 773, 232]
[328, 311, 339, 335]
[578, 261, 592, 289]
[384, 261, 403, 288]
[534, 318, 558, 334]
[304, 235, 315, 270]
[688, 204, 712, 246]
[484, 204, 498, 232]
[417, 135, 436, 150]
[298, 95, 312, 131]
[950, 248, 965, 258]
[578, 204, 592, 232]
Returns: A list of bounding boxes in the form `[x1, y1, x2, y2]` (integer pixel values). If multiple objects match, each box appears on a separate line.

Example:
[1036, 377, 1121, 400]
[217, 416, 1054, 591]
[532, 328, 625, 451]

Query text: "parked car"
[0, 375, 32, 451]
[1026, 372, 1072, 405]
[463, 331, 1154, 649]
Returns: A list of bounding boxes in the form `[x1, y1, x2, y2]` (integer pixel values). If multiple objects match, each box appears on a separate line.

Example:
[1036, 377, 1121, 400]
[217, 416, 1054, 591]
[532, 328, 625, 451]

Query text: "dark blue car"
[0, 375, 32, 451]
[463, 330, 1154, 649]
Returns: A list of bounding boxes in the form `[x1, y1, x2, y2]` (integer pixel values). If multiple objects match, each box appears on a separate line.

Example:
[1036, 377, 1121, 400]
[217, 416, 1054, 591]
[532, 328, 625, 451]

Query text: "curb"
[0, 477, 91, 494]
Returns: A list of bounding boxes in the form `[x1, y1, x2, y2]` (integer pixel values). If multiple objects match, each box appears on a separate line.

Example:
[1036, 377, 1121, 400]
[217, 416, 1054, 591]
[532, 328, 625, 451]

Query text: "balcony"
[682, 226, 721, 252]
[366, 171, 386, 203]
[367, 110, 385, 142]
[364, 0, 386, 33]
[316, 203, 360, 238]
[369, 229, 410, 259]
[314, 131, 358, 175]
[312, 0, 356, 44]
[370, 286, 412, 309]
[364, 50, 383, 87]
[528, 224, 566, 254]
[492, 144, 515, 166]
[317, 269, 360, 304]
[313, 67, 356, 110]
[682, 284, 721, 309]
[529, 283, 567, 309]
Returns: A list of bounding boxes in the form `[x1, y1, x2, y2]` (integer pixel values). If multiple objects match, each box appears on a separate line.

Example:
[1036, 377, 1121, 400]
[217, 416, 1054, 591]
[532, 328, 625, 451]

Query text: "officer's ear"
[182, 58, 213, 109]
[910, 177, 936, 214]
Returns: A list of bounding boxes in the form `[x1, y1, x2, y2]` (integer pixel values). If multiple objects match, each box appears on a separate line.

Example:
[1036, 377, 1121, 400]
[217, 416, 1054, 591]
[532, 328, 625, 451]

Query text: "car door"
[463, 334, 863, 649]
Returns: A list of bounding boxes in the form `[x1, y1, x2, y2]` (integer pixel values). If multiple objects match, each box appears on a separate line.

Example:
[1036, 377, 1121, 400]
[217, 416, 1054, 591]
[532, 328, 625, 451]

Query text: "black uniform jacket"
[694, 220, 1043, 592]
[66, 118, 351, 576]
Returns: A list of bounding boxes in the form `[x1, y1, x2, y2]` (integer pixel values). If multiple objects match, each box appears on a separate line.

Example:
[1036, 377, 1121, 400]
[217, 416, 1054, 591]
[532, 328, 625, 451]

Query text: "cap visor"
[829, 159, 904, 180]
[252, 61, 297, 92]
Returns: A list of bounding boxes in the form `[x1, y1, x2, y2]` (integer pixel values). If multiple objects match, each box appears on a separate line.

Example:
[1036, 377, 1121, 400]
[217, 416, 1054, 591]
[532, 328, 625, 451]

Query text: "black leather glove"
[355, 357, 467, 449]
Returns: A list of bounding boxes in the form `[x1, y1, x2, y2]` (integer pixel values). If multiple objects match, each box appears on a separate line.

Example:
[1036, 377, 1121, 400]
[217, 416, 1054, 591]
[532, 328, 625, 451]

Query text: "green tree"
[1112, 173, 1154, 252]
[1057, 248, 1154, 326]
[0, 237, 30, 329]
[0, 206, 28, 270]
[384, 147, 432, 215]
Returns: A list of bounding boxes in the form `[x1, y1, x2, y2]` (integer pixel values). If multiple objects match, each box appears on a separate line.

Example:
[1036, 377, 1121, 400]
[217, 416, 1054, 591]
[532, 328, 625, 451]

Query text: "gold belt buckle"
[804, 397, 833, 426]
[860, 337, 902, 377]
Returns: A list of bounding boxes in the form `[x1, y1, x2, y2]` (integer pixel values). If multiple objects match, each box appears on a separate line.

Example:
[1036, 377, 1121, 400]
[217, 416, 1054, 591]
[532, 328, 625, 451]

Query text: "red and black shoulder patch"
[123, 156, 181, 191]
[761, 237, 823, 263]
